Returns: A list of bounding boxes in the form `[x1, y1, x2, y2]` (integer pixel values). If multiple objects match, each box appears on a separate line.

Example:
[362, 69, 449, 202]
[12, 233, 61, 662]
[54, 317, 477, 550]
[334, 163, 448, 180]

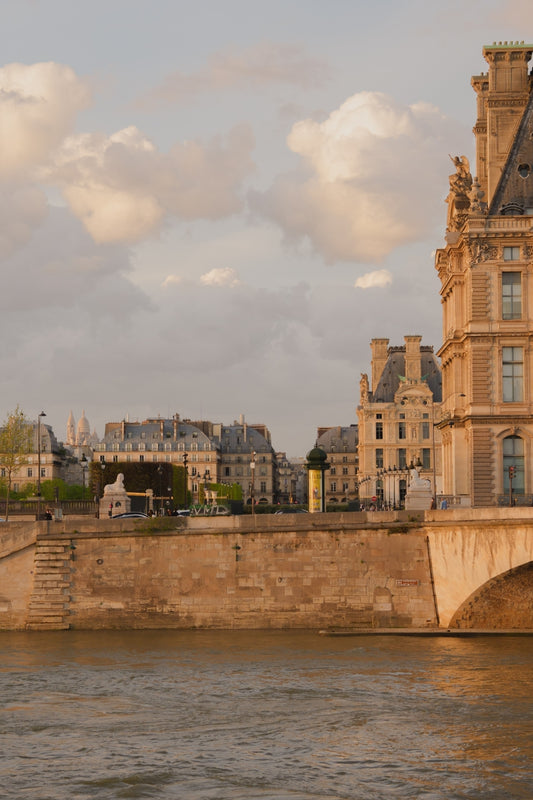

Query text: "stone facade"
[436, 42, 533, 506]
[357, 336, 442, 508]
[316, 425, 359, 506]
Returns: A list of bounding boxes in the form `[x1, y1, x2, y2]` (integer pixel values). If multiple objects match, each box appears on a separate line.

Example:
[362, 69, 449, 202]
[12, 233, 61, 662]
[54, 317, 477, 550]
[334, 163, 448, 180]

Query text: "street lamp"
[250, 450, 256, 514]
[182, 453, 189, 507]
[36, 411, 46, 521]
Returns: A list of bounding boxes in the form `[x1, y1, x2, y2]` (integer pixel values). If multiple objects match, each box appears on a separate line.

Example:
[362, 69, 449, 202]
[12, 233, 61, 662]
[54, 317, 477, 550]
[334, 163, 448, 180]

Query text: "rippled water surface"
[1, 630, 532, 799]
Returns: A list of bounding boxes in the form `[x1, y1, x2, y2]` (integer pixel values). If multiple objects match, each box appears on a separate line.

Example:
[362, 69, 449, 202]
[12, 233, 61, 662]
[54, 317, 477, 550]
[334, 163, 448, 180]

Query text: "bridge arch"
[449, 561, 533, 629]
[426, 523, 533, 627]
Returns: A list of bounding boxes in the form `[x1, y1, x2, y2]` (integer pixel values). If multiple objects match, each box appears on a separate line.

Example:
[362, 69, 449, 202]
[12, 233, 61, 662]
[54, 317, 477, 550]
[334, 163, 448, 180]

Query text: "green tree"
[0, 407, 33, 521]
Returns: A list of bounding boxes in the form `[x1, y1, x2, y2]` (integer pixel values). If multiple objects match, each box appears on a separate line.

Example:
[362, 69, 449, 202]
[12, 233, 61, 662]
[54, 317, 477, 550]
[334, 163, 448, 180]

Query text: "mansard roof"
[372, 347, 442, 403]
[316, 425, 358, 451]
[490, 87, 533, 215]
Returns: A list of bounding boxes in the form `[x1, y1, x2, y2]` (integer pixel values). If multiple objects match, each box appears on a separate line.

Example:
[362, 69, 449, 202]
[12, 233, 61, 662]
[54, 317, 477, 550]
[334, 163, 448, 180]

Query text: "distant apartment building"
[93, 415, 218, 503]
[213, 417, 277, 505]
[0, 419, 63, 493]
[92, 412, 278, 505]
[357, 336, 442, 508]
[316, 425, 358, 506]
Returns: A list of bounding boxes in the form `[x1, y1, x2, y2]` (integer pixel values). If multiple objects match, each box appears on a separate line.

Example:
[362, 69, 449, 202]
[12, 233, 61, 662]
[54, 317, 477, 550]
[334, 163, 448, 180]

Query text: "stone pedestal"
[404, 469, 433, 511]
[99, 473, 131, 518]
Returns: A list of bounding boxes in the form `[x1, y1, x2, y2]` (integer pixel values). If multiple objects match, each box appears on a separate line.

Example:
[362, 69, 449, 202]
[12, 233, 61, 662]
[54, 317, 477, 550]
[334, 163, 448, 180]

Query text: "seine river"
[1, 630, 532, 800]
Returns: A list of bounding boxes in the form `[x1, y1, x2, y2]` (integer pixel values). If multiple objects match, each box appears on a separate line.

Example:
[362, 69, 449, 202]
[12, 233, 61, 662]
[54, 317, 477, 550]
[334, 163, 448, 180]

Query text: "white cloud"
[162, 274, 182, 287]
[50, 124, 255, 243]
[200, 267, 241, 287]
[254, 91, 465, 264]
[354, 269, 393, 289]
[0, 62, 91, 179]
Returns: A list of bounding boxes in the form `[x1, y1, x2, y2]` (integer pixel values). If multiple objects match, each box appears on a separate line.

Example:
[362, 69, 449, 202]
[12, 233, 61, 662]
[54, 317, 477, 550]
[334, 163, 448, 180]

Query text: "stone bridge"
[1, 510, 532, 630]
[426, 508, 533, 628]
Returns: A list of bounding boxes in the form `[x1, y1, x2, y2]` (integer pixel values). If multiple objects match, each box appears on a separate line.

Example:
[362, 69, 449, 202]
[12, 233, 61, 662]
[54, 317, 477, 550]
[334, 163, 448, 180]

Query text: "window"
[342, 456, 348, 463]
[225, 467, 231, 476]
[27, 468, 33, 478]
[422, 422, 430, 439]
[398, 449, 407, 469]
[422, 449, 431, 469]
[375, 449, 383, 469]
[503, 347, 524, 402]
[503, 435, 524, 494]
[99, 455, 105, 463]
[113, 455, 118, 463]
[330, 481, 337, 492]
[260, 481, 267, 493]
[503, 246, 520, 261]
[375, 421, 383, 439]
[330, 466, 336, 475]
[502, 272, 522, 319]
[342, 482, 349, 492]
[342, 467, 349, 475]
[41, 468, 46, 478]
[139, 455, 144, 462]
[398, 422, 406, 440]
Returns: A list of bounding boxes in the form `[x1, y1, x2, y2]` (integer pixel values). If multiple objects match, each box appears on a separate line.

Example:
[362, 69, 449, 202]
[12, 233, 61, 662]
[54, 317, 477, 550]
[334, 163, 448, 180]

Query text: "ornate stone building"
[436, 41, 533, 505]
[357, 337, 442, 508]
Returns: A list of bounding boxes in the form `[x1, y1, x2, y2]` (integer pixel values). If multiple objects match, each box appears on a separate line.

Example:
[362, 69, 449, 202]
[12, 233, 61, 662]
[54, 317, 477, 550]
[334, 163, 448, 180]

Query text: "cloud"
[0, 62, 91, 179]
[162, 274, 182, 288]
[354, 269, 393, 289]
[254, 91, 465, 264]
[200, 267, 241, 287]
[139, 42, 330, 105]
[0, 184, 48, 259]
[50, 124, 255, 243]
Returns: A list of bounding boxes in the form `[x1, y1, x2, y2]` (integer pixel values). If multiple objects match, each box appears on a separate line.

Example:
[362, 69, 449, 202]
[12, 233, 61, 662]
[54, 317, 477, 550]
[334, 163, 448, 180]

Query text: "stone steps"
[26, 538, 72, 630]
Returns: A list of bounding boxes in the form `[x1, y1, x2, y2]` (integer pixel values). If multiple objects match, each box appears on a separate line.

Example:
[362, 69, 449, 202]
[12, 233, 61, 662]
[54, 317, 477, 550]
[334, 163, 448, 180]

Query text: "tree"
[0, 407, 33, 521]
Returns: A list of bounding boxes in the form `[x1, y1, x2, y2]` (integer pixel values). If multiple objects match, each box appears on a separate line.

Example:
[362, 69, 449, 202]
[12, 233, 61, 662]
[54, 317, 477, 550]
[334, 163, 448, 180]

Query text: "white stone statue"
[408, 468, 431, 491]
[405, 468, 433, 511]
[104, 473, 126, 495]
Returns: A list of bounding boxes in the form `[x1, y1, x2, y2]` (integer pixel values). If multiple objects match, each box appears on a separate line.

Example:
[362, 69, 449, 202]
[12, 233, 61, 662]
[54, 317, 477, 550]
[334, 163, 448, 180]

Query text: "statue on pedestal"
[100, 472, 131, 517]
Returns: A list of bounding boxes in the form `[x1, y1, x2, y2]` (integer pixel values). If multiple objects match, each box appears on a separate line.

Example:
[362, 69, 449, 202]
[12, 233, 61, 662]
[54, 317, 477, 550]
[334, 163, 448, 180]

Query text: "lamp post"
[182, 453, 188, 507]
[96, 461, 105, 518]
[250, 451, 256, 514]
[36, 411, 46, 521]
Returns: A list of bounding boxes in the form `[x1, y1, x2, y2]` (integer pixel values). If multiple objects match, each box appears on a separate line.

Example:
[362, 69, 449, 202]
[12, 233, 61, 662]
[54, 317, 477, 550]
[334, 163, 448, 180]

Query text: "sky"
[1, 0, 533, 457]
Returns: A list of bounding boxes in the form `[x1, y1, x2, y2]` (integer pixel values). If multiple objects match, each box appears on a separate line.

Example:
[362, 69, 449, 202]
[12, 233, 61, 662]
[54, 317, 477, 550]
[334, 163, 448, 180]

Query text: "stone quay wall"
[0, 513, 437, 631]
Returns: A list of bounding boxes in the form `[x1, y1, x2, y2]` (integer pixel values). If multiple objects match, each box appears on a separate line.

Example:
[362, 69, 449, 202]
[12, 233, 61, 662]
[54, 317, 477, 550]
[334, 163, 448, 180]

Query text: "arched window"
[503, 435, 524, 494]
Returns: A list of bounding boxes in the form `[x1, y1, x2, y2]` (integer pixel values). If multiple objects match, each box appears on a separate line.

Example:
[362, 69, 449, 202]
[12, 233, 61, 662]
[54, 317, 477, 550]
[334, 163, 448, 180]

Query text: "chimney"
[371, 338, 389, 391]
[404, 335, 422, 382]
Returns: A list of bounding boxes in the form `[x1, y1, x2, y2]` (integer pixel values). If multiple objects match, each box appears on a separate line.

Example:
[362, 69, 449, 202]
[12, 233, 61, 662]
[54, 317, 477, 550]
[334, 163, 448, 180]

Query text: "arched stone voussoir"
[449, 561, 533, 629]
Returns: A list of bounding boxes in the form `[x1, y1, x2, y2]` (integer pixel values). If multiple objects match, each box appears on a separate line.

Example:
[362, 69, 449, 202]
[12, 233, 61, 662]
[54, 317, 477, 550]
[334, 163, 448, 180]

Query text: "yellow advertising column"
[305, 447, 330, 513]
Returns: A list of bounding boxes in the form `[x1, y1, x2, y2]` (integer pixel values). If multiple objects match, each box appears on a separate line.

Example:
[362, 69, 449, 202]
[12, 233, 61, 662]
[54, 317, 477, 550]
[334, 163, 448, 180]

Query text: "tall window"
[421, 421, 430, 439]
[375, 448, 383, 469]
[422, 449, 431, 469]
[502, 273, 522, 319]
[503, 246, 520, 261]
[502, 347, 524, 402]
[398, 422, 406, 440]
[375, 421, 383, 439]
[398, 448, 407, 469]
[503, 435, 524, 494]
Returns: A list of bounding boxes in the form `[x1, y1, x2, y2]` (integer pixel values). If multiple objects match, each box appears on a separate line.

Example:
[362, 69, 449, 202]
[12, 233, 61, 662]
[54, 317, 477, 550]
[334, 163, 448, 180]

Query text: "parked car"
[112, 512, 149, 519]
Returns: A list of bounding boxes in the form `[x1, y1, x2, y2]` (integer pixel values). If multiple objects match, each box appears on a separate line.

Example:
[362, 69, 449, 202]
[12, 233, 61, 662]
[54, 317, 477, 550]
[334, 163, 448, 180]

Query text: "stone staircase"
[26, 537, 72, 630]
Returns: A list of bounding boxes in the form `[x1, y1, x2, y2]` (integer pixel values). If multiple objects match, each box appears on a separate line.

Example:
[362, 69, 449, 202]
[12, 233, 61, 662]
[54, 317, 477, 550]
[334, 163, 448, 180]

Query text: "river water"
[1, 630, 532, 800]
